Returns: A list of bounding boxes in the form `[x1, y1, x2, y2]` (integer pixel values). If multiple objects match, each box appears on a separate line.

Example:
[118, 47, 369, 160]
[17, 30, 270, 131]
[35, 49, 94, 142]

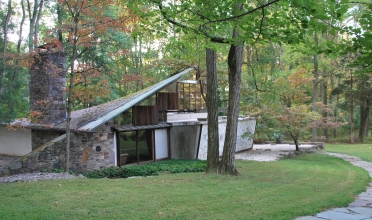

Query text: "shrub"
[83, 159, 206, 179]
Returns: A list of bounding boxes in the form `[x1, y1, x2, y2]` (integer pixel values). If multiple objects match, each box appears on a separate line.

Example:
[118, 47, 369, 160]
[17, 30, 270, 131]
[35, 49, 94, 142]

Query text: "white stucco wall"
[0, 127, 32, 156]
[155, 129, 168, 160]
[198, 117, 256, 160]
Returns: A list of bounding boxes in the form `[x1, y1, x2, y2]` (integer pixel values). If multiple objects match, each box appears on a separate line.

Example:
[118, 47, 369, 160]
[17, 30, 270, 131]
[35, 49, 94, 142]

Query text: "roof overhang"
[77, 67, 194, 132]
[112, 123, 171, 132]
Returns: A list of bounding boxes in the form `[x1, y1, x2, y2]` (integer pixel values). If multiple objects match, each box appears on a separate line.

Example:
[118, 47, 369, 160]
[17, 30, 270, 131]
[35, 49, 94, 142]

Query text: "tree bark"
[34, 0, 44, 44]
[1, 0, 12, 92]
[57, 1, 63, 47]
[359, 99, 370, 142]
[65, 17, 79, 174]
[8, 0, 25, 117]
[333, 75, 340, 138]
[219, 27, 243, 175]
[350, 71, 355, 143]
[311, 31, 319, 142]
[321, 79, 328, 139]
[205, 48, 219, 174]
[27, 0, 38, 51]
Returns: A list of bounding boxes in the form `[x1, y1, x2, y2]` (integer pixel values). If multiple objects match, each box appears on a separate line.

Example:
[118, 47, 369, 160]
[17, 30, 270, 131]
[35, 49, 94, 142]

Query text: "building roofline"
[77, 67, 194, 132]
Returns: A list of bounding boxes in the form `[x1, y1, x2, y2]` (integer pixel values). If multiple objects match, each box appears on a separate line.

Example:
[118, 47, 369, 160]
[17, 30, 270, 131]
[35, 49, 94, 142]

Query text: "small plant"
[51, 168, 64, 173]
[272, 131, 282, 139]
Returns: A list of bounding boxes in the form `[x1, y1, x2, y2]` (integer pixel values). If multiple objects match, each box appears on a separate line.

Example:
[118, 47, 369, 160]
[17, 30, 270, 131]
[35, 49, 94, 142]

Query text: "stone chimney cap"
[36, 42, 63, 51]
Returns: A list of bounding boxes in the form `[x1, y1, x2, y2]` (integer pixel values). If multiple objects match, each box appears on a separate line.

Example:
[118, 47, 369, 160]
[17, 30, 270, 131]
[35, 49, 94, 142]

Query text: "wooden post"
[136, 130, 139, 164]
[152, 129, 155, 161]
[116, 131, 121, 167]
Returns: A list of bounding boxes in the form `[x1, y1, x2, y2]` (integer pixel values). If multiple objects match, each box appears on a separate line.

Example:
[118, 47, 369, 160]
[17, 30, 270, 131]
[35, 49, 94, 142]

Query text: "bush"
[83, 159, 206, 179]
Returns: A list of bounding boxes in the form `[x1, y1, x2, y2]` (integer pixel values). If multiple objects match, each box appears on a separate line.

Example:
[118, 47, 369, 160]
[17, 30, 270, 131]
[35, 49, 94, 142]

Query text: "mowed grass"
[0, 154, 369, 220]
[326, 143, 372, 162]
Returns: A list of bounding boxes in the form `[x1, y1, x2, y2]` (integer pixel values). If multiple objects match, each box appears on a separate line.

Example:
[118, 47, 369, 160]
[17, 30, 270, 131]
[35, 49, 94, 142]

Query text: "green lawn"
[0, 154, 369, 220]
[326, 143, 372, 162]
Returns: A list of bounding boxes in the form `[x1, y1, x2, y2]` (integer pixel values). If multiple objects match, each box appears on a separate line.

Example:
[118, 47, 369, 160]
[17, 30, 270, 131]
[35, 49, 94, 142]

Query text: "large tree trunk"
[205, 48, 219, 174]
[311, 31, 319, 142]
[359, 99, 370, 142]
[219, 27, 243, 175]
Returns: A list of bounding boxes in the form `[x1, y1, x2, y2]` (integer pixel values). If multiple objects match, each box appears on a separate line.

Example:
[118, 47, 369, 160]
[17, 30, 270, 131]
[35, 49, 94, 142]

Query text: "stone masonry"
[29, 47, 67, 150]
[0, 120, 116, 177]
[29, 50, 66, 125]
[31, 130, 64, 151]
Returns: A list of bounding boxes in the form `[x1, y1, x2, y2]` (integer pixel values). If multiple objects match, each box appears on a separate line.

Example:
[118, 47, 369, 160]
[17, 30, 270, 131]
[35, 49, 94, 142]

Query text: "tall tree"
[1, 0, 12, 93]
[56, 0, 134, 173]
[26, 0, 44, 51]
[205, 47, 219, 174]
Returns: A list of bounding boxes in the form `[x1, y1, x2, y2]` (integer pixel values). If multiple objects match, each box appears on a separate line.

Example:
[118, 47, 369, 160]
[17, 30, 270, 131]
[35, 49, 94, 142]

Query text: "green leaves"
[83, 160, 207, 178]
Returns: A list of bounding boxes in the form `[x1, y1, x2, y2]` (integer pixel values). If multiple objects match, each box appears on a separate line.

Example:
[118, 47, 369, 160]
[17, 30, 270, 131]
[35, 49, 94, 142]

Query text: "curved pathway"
[296, 152, 372, 220]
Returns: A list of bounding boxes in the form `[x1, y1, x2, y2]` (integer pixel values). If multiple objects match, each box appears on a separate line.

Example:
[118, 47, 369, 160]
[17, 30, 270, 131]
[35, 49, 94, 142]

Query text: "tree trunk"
[294, 136, 299, 151]
[333, 75, 340, 138]
[311, 31, 319, 142]
[57, 1, 63, 47]
[322, 79, 328, 139]
[205, 48, 219, 174]
[219, 27, 243, 175]
[8, 0, 25, 117]
[27, 0, 38, 51]
[1, 0, 12, 92]
[65, 19, 79, 174]
[270, 40, 275, 76]
[364, 115, 369, 137]
[359, 99, 370, 142]
[350, 71, 355, 143]
[34, 0, 44, 44]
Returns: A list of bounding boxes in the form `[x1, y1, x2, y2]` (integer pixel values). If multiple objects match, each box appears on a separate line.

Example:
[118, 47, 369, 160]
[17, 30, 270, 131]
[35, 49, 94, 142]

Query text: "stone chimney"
[30, 44, 66, 125]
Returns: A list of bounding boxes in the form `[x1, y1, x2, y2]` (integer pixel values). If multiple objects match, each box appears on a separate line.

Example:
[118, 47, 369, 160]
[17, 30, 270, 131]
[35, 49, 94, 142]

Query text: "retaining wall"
[0, 120, 116, 177]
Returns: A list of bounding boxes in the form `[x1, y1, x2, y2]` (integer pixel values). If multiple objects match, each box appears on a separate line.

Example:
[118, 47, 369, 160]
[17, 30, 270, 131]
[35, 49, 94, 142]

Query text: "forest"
[0, 0, 371, 146]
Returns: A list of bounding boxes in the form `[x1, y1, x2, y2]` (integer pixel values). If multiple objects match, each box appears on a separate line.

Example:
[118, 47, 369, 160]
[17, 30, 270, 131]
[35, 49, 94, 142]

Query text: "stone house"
[0, 49, 256, 177]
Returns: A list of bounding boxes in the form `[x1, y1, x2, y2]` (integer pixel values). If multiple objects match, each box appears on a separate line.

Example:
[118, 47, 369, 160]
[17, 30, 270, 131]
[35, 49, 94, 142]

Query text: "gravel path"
[235, 149, 284, 162]
[0, 146, 309, 183]
[0, 154, 85, 183]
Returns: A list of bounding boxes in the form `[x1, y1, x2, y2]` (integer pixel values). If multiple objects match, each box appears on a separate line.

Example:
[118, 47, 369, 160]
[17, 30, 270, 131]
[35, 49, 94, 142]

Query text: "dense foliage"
[0, 0, 371, 144]
[83, 159, 206, 178]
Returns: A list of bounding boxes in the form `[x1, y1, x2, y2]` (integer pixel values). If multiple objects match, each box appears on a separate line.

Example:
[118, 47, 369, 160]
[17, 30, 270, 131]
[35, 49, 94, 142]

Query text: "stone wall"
[78, 120, 116, 171]
[31, 130, 64, 151]
[30, 51, 66, 125]
[0, 120, 116, 177]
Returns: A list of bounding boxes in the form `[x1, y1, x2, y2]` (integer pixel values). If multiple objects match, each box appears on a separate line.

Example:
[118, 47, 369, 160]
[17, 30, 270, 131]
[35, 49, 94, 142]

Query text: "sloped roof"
[52, 67, 194, 131]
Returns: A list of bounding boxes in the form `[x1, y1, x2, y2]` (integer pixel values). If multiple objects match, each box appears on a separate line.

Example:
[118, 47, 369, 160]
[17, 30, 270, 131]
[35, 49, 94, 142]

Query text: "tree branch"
[254, 8, 265, 44]
[154, 0, 227, 43]
[205, 0, 279, 24]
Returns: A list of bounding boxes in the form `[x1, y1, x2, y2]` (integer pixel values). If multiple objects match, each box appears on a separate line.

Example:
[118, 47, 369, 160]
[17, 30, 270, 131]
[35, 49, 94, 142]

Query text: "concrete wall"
[198, 118, 256, 160]
[170, 125, 201, 159]
[167, 113, 207, 122]
[0, 127, 32, 156]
